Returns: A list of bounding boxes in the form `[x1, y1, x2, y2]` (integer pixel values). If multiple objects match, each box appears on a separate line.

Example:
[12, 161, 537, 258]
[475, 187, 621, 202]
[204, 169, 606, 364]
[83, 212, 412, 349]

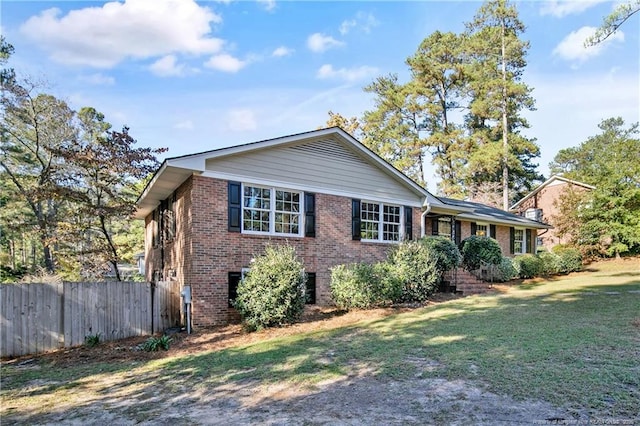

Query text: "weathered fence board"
[1, 281, 181, 358]
[154, 281, 181, 332]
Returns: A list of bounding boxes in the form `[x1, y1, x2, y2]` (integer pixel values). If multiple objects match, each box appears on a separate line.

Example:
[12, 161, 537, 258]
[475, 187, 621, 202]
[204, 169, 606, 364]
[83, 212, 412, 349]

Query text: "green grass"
[2, 259, 639, 420]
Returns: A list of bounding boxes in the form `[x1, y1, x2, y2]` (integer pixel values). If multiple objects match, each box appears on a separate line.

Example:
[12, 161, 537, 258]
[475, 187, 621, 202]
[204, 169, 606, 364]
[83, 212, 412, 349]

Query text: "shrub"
[459, 236, 502, 272]
[330, 262, 399, 310]
[494, 257, 517, 282]
[84, 333, 100, 347]
[537, 251, 561, 276]
[387, 240, 440, 302]
[141, 335, 172, 352]
[552, 246, 583, 274]
[512, 254, 543, 279]
[234, 245, 306, 330]
[420, 236, 462, 273]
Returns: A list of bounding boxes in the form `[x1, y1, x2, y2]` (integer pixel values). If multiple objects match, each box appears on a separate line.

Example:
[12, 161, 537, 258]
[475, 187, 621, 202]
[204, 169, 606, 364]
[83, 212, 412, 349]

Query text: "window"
[475, 224, 488, 237]
[437, 217, 452, 238]
[163, 195, 176, 242]
[513, 229, 525, 254]
[242, 185, 302, 236]
[152, 209, 160, 247]
[360, 201, 402, 242]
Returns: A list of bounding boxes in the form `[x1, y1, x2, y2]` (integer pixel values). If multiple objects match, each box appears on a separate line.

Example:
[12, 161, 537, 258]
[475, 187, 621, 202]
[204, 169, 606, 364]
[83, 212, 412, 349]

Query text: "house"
[135, 128, 550, 327]
[510, 175, 594, 250]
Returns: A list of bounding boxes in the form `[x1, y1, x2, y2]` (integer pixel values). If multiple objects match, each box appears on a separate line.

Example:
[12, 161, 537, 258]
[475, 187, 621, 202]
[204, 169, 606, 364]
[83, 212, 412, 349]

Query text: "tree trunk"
[99, 215, 121, 281]
[501, 17, 509, 211]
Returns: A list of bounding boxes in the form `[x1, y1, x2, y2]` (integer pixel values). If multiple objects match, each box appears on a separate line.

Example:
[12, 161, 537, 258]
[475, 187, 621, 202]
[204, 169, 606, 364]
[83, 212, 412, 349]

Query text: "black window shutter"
[526, 229, 534, 253]
[352, 199, 361, 240]
[490, 224, 496, 239]
[471, 222, 477, 236]
[304, 192, 316, 238]
[228, 272, 241, 308]
[404, 206, 413, 240]
[432, 218, 439, 235]
[306, 273, 316, 305]
[228, 181, 241, 232]
[454, 220, 462, 245]
[510, 227, 515, 255]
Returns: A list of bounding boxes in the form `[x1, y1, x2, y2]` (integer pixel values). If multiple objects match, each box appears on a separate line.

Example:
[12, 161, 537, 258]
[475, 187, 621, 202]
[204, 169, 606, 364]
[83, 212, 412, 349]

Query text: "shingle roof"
[440, 197, 551, 229]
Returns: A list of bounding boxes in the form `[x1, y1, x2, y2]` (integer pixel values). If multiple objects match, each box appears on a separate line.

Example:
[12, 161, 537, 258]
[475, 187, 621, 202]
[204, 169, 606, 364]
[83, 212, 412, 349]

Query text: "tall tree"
[406, 31, 470, 198]
[0, 36, 15, 87]
[59, 107, 165, 280]
[361, 74, 427, 185]
[550, 117, 640, 257]
[1, 82, 76, 272]
[586, 0, 640, 45]
[464, 0, 539, 210]
[322, 111, 362, 138]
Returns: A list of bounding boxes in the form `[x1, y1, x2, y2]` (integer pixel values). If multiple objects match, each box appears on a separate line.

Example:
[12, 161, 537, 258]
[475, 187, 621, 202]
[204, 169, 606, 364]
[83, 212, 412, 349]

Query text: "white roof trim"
[510, 175, 595, 210]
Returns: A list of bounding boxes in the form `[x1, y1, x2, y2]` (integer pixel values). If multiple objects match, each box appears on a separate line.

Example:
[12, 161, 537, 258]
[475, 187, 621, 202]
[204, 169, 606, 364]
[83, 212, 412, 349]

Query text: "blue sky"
[2, 0, 638, 193]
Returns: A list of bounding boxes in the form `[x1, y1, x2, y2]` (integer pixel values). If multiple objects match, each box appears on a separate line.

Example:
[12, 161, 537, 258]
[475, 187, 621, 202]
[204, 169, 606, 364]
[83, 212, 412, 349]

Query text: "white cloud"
[204, 53, 247, 72]
[339, 12, 378, 35]
[227, 109, 257, 131]
[272, 46, 294, 57]
[257, 0, 276, 12]
[316, 64, 378, 83]
[307, 33, 344, 53]
[78, 73, 115, 85]
[539, 0, 608, 17]
[150, 55, 186, 77]
[553, 26, 624, 63]
[174, 120, 194, 130]
[19, 0, 223, 68]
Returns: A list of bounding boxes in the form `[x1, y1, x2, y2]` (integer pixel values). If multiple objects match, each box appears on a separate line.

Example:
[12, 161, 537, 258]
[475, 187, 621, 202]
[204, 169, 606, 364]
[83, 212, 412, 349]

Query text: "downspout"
[421, 200, 432, 238]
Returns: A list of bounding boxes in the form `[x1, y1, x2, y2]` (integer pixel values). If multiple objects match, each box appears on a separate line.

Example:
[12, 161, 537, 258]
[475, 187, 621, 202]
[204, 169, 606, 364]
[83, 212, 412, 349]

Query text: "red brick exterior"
[512, 181, 591, 250]
[146, 175, 422, 327]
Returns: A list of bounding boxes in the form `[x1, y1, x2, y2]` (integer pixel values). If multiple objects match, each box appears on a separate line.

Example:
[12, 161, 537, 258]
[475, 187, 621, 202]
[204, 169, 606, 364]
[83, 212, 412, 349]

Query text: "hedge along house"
[135, 128, 550, 327]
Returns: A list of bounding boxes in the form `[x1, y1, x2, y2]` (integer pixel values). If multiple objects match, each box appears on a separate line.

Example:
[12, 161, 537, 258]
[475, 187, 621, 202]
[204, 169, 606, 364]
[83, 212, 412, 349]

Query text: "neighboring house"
[135, 128, 550, 327]
[510, 175, 594, 251]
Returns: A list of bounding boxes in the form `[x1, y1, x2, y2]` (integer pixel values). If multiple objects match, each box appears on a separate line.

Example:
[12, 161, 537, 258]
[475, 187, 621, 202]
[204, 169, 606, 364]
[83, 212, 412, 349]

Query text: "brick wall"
[152, 175, 422, 327]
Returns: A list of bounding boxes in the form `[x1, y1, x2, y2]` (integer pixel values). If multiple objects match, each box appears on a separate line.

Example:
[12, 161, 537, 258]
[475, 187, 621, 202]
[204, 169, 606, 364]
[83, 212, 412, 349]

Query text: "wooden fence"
[0, 280, 181, 358]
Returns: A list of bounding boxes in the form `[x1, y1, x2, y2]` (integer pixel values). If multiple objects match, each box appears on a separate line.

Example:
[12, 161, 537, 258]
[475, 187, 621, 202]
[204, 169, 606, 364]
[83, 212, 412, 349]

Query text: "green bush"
[512, 254, 543, 279]
[459, 236, 503, 272]
[141, 335, 172, 352]
[537, 251, 561, 276]
[84, 333, 100, 348]
[494, 257, 517, 282]
[234, 245, 306, 330]
[330, 262, 399, 310]
[387, 240, 440, 302]
[420, 236, 462, 273]
[552, 246, 583, 274]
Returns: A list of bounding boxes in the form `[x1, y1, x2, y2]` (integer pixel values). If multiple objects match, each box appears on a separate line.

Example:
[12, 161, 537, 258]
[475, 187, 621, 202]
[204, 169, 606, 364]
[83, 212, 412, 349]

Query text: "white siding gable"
[204, 136, 422, 205]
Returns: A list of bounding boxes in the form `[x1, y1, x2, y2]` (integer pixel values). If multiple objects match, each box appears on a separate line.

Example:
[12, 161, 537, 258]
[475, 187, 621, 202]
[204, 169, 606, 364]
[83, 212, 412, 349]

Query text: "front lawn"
[2, 258, 639, 424]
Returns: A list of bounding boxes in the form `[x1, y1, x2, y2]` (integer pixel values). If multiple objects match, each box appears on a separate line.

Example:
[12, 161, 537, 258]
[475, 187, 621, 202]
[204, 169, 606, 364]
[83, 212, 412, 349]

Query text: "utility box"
[180, 285, 192, 304]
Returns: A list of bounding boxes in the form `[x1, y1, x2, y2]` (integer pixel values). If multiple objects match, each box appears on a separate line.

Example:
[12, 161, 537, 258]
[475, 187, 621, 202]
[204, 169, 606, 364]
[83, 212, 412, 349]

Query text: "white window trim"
[475, 222, 489, 237]
[437, 216, 453, 239]
[361, 201, 404, 244]
[241, 183, 304, 238]
[513, 227, 526, 255]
